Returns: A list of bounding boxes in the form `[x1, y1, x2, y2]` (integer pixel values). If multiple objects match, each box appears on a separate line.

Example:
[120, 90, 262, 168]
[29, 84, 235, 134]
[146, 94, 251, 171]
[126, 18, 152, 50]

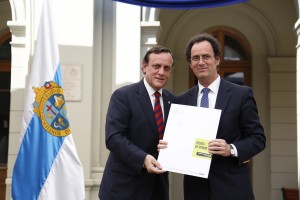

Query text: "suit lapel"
[215, 79, 231, 111]
[188, 86, 199, 106]
[162, 90, 172, 125]
[136, 81, 158, 135]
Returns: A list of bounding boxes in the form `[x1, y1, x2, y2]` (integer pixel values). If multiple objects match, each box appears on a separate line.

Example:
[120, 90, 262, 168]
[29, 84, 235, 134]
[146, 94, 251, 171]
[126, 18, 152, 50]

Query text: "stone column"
[6, 21, 27, 200]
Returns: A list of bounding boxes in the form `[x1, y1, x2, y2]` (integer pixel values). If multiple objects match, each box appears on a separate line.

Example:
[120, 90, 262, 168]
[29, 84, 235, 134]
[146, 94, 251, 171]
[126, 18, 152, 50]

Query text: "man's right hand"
[143, 154, 165, 174]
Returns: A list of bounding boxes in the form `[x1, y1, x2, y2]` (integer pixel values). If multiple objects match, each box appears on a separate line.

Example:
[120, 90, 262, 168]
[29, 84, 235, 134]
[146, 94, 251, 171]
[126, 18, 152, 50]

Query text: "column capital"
[7, 21, 26, 47]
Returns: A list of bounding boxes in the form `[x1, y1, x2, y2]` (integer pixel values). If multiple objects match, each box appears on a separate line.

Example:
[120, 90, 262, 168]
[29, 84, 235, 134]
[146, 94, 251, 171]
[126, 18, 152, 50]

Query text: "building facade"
[0, 0, 299, 199]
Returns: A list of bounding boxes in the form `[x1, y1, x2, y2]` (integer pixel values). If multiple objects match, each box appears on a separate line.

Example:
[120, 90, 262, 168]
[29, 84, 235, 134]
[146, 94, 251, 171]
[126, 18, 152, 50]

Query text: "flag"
[112, 0, 248, 9]
[11, 0, 85, 199]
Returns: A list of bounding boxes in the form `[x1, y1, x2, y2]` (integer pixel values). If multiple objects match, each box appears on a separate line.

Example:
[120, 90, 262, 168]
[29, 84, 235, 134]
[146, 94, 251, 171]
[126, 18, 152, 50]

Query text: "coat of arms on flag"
[33, 81, 71, 137]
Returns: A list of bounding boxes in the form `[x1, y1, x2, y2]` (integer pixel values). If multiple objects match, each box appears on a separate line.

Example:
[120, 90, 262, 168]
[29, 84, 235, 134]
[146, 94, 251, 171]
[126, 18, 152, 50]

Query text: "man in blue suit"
[99, 46, 176, 200]
[159, 33, 266, 199]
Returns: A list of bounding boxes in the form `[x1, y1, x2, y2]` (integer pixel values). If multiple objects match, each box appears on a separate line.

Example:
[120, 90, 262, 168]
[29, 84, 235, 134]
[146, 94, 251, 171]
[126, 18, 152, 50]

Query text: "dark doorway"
[0, 32, 11, 200]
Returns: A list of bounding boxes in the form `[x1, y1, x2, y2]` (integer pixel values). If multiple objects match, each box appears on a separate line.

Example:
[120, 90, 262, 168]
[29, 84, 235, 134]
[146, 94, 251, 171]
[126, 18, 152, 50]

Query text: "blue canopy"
[112, 0, 248, 9]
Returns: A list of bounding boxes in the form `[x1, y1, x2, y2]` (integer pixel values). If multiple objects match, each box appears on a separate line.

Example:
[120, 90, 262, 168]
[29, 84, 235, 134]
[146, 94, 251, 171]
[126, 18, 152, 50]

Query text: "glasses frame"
[190, 54, 214, 63]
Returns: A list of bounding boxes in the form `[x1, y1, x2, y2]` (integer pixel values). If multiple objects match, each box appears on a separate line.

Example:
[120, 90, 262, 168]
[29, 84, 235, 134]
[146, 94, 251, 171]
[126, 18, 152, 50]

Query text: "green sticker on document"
[192, 138, 212, 160]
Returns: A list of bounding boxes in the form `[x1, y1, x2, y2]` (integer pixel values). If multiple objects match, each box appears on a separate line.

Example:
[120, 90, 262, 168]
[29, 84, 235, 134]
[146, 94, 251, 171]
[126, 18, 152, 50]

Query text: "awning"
[112, 0, 248, 9]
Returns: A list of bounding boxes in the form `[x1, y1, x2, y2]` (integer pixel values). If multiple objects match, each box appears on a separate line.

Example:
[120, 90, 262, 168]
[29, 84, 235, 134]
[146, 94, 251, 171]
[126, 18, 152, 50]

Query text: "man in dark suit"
[99, 46, 176, 200]
[160, 33, 266, 199]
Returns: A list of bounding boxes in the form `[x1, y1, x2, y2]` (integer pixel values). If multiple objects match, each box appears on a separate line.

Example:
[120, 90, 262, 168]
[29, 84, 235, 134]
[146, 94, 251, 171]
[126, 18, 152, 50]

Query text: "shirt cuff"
[230, 144, 238, 157]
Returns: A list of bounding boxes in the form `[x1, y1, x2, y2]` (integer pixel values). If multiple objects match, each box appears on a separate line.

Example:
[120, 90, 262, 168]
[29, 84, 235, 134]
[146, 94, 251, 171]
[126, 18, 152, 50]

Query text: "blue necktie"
[200, 88, 210, 108]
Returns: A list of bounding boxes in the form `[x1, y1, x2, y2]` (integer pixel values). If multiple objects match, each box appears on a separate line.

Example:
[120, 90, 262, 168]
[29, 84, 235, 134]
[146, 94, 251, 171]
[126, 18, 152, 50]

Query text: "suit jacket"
[99, 80, 175, 200]
[177, 78, 266, 200]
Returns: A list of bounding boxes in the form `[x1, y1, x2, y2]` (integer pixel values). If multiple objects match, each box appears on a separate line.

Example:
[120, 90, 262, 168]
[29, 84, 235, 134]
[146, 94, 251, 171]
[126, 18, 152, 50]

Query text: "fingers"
[208, 139, 231, 157]
[157, 140, 168, 152]
[144, 154, 165, 174]
[159, 140, 168, 145]
[151, 159, 162, 169]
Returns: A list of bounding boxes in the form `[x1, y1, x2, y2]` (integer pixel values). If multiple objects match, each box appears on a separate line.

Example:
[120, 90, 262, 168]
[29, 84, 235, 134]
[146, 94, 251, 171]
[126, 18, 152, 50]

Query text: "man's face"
[142, 52, 173, 91]
[190, 41, 220, 87]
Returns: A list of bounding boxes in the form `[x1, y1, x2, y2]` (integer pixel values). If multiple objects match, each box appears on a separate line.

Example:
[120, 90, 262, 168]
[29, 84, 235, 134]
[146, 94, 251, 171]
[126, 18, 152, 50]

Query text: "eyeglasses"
[191, 54, 212, 62]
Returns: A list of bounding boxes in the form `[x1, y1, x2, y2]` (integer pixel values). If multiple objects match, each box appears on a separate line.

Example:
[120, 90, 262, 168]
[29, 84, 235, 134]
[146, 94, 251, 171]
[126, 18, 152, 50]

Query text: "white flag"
[12, 0, 85, 199]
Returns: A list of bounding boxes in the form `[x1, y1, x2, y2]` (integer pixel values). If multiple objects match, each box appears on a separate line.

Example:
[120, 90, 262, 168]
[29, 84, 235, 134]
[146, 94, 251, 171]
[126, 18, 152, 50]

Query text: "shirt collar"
[143, 78, 163, 96]
[198, 75, 220, 95]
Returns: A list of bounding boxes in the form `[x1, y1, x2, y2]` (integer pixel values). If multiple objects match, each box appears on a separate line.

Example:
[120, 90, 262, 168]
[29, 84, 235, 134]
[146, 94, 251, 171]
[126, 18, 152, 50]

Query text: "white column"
[6, 21, 27, 200]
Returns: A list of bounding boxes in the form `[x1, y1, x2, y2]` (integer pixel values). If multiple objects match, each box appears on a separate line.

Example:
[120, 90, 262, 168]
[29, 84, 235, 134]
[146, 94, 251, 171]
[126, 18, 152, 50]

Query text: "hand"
[208, 139, 231, 157]
[157, 140, 168, 152]
[143, 154, 165, 174]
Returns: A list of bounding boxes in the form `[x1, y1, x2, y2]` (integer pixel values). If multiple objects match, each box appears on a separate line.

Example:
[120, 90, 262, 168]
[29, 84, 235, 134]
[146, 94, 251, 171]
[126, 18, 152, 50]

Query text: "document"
[157, 104, 221, 178]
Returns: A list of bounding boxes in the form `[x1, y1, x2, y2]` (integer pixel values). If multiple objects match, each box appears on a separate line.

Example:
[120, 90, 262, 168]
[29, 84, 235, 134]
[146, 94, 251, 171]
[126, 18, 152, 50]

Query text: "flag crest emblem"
[33, 81, 71, 137]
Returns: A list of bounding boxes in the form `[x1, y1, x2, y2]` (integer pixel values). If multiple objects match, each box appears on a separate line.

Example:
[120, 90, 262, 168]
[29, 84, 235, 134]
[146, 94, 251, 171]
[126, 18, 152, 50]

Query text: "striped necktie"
[154, 91, 164, 139]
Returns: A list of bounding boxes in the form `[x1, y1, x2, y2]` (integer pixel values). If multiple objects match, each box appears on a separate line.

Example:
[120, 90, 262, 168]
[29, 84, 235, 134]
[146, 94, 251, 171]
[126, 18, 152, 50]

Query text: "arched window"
[189, 28, 251, 87]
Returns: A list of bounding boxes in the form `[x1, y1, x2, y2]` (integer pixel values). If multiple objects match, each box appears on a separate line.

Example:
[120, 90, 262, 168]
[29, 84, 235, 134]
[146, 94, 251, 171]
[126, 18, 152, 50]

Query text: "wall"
[268, 58, 297, 200]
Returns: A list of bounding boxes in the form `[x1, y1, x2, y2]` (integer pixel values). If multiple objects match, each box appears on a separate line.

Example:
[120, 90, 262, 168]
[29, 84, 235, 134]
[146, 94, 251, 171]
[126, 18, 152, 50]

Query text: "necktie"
[154, 91, 164, 139]
[200, 88, 210, 108]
